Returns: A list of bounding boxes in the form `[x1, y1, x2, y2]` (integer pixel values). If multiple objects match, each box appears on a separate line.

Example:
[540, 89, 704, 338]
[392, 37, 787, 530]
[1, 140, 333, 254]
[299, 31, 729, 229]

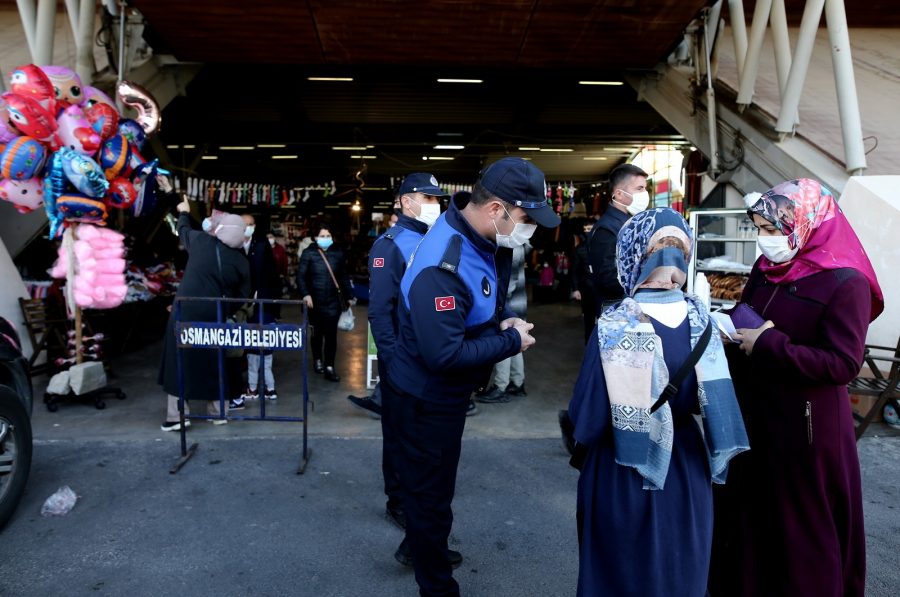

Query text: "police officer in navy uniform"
[347, 173, 447, 530]
[386, 157, 560, 596]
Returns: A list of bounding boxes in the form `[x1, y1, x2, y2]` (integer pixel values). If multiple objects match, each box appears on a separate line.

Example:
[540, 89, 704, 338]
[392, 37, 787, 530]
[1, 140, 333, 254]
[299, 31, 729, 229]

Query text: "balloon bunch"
[0, 64, 162, 238]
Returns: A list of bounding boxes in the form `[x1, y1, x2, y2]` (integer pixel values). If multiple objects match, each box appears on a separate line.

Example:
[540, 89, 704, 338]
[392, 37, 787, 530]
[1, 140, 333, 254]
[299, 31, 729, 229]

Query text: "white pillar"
[825, 0, 866, 174]
[34, 0, 57, 66]
[15, 0, 38, 60]
[75, 0, 96, 85]
[775, 0, 826, 135]
[728, 0, 749, 79]
[736, 0, 773, 108]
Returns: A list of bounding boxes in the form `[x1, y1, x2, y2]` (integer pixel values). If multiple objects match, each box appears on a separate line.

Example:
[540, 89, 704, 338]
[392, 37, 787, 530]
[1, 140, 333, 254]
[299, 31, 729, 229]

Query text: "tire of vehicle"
[0, 385, 33, 530]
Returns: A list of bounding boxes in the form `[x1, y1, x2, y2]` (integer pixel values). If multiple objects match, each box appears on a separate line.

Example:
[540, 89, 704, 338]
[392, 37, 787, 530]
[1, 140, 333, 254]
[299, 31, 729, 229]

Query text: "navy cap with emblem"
[478, 157, 561, 228]
[399, 173, 450, 197]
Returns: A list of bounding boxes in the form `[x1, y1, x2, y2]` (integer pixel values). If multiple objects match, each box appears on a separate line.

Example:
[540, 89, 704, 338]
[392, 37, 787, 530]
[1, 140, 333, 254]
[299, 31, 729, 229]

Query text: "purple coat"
[709, 264, 868, 597]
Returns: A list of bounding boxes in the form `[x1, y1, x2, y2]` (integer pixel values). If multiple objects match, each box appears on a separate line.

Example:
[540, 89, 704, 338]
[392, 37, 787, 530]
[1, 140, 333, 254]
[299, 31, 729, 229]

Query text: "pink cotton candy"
[93, 258, 125, 274]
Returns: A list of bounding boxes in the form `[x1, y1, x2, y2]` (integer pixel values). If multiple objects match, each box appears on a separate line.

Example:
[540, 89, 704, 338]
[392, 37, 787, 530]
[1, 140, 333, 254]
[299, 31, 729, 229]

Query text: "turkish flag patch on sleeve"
[435, 296, 456, 311]
[373, 257, 385, 268]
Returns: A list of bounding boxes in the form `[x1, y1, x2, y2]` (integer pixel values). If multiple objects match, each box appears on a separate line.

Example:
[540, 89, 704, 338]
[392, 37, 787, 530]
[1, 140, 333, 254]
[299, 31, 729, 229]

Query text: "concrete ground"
[1, 301, 897, 596]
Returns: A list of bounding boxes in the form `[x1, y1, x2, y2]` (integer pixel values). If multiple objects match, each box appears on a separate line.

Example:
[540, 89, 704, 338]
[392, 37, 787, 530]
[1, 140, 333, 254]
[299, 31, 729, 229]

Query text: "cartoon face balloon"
[83, 86, 116, 110]
[105, 177, 136, 209]
[0, 96, 20, 144]
[8, 65, 55, 110]
[0, 177, 43, 213]
[39, 65, 84, 107]
[2, 92, 58, 144]
[60, 147, 109, 198]
[0, 136, 47, 180]
[57, 105, 102, 154]
[57, 193, 107, 224]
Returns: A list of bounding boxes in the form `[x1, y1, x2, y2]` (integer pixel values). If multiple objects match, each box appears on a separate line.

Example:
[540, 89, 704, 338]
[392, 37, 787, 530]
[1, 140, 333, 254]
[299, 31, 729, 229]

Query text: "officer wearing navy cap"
[386, 157, 560, 596]
[347, 172, 447, 531]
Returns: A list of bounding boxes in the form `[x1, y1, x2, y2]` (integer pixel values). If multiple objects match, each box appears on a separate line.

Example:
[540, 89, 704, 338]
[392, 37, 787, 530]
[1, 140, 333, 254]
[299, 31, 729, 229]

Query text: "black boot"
[324, 366, 340, 382]
[314, 359, 324, 374]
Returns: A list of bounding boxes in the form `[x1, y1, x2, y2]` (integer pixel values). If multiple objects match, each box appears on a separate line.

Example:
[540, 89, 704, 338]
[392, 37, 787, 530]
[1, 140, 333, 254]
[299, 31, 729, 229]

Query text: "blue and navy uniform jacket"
[367, 213, 429, 370]
[388, 195, 521, 402]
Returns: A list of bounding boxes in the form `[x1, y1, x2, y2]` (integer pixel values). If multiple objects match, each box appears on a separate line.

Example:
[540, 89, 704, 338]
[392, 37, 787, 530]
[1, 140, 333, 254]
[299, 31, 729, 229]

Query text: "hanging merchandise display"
[0, 63, 168, 240]
[182, 176, 338, 207]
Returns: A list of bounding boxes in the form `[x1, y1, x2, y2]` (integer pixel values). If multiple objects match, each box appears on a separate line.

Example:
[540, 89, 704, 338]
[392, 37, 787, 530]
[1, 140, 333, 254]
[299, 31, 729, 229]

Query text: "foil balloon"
[60, 147, 109, 198]
[84, 102, 119, 141]
[43, 150, 66, 239]
[84, 86, 116, 109]
[0, 177, 43, 213]
[2, 92, 58, 144]
[0, 96, 20, 144]
[8, 64, 55, 111]
[117, 118, 146, 150]
[130, 158, 159, 217]
[99, 134, 131, 179]
[56, 105, 102, 154]
[0, 136, 47, 180]
[105, 177, 136, 209]
[39, 65, 84, 107]
[57, 193, 108, 224]
[116, 81, 160, 136]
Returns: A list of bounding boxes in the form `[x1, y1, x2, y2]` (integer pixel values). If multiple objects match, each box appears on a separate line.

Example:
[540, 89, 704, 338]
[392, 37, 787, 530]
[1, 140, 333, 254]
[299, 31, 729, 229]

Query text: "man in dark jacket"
[385, 157, 560, 596]
[348, 172, 447, 531]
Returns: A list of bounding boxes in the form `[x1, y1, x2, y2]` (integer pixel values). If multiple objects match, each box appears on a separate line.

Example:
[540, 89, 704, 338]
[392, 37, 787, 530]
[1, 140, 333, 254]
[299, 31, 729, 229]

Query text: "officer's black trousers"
[387, 381, 467, 597]
[378, 362, 401, 508]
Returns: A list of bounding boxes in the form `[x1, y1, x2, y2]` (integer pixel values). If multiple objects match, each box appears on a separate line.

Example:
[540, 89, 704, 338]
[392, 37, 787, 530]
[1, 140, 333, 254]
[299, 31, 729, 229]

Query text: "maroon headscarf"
[747, 178, 883, 321]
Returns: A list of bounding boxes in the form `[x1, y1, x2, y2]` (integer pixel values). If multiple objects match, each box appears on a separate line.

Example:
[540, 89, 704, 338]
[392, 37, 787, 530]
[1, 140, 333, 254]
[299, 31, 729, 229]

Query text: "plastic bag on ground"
[41, 485, 78, 516]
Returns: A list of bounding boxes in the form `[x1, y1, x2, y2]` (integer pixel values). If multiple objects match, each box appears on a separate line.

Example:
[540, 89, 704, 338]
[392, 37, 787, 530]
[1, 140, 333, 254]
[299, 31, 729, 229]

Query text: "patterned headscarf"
[747, 178, 883, 321]
[616, 208, 693, 297]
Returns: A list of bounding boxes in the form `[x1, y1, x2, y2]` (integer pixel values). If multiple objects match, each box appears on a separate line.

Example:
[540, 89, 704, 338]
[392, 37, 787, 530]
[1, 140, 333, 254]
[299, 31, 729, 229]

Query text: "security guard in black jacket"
[385, 157, 560, 596]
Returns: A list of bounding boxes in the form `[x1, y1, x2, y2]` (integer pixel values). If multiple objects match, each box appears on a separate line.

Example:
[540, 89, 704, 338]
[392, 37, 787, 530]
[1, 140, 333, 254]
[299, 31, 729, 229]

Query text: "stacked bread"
[706, 273, 746, 302]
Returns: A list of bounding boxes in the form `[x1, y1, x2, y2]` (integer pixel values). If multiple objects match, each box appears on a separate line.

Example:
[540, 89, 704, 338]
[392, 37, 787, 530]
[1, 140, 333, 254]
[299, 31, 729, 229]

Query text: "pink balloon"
[56, 104, 102, 154]
[0, 177, 44, 213]
[39, 65, 84, 107]
[84, 86, 116, 110]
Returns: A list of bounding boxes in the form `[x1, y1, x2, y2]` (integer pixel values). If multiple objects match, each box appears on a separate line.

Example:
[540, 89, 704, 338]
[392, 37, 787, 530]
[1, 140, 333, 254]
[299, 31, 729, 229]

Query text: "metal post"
[117, 0, 126, 83]
[736, 0, 773, 108]
[824, 0, 866, 174]
[15, 0, 38, 60]
[727, 0, 748, 80]
[703, 15, 720, 175]
[34, 0, 56, 66]
[769, 0, 794, 124]
[775, 0, 826, 135]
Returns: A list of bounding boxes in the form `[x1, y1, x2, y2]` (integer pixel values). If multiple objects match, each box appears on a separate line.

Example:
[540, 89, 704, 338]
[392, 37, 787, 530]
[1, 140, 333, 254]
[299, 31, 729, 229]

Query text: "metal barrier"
[170, 296, 310, 474]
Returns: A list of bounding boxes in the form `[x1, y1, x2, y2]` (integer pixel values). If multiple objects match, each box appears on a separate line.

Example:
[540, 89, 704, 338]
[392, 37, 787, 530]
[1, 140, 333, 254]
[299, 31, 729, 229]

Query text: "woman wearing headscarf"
[158, 201, 251, 430]
[568, 208, 748, 596]
[708, 179, 883, 597]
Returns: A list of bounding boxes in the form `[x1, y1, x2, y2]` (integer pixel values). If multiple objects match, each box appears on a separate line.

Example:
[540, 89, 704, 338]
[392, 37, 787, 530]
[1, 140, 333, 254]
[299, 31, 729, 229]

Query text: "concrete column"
[33, 0, 57, 65]
[825, 0, 866, 174]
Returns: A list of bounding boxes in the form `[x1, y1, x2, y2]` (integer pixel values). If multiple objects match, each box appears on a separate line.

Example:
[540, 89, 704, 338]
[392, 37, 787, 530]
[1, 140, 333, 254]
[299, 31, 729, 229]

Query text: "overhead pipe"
[776, 0, 826, 135]
[736, 0, 772, 109]
[824, 0, 866, 174]
[728, 0, 748, 80]
[34, 0, 57, 66]
[15, 0, 38, 60]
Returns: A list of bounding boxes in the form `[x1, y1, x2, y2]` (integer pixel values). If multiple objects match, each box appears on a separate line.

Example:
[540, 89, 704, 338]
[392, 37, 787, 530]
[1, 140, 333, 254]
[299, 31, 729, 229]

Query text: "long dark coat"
[158, 214, 250, 401]
[296, 243, 352, 318]
[709, 264, 869, 597]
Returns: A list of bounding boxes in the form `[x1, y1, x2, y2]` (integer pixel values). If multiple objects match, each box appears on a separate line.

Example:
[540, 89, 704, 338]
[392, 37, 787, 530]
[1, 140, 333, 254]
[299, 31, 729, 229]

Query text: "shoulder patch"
[439, 235, 463, 274]
[373, 257, 385, 268]
[435, 296, 456, 311]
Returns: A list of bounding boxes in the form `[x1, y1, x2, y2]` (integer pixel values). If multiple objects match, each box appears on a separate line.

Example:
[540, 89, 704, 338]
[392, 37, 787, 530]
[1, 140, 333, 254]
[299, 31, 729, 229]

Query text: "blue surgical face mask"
[244, 224, 255, 238]
[634, 246, 689, 289]
[316, 237, 333, 250]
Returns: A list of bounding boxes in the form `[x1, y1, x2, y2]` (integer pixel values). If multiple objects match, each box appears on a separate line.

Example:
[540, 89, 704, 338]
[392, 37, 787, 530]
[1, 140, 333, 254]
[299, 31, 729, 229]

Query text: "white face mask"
[244, 224, 255, 238]
[413, 200, 441, 227]
[268, 237, 276, 247]
[757, 235, 798, 263]
[201, 218, 212, 232]
[614, 189, 651, 216]
[493, 203, 537, 248]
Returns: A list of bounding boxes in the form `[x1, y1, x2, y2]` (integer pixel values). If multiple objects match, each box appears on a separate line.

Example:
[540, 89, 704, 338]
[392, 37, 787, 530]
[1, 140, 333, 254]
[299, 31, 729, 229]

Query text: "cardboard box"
[849, 393, 882, 422]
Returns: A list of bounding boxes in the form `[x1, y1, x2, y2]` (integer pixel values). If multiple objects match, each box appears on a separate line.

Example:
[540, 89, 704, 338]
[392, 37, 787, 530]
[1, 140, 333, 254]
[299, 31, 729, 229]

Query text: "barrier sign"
[176, 322, 303, 351]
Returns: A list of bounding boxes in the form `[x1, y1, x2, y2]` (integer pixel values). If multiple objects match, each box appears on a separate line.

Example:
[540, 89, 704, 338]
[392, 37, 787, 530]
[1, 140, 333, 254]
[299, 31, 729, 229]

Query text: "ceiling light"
[602, 147, 637, 152]
[578, 80, 624, 86]
[539, 148, 573, 152]
[518, 147, 540, 151]
[271, 155, 298, 159]
[350, 155, 378, 159]
[332, 146, 367, 151]
[583, 157, 609, 161]
[166, 144, 179, 149]
[366, 145, 375, 148]
[201, 155, 218, 160]
[257, 144, 286, 148]
[423, 156, 454, 161]
[437, 132, 463, 137]
[308, 77, 353, 82]
[434, 145, 464, 150]
[437, 78, 483, 84]
[183, 144, 196, 149]
[219, 146, 254, 150]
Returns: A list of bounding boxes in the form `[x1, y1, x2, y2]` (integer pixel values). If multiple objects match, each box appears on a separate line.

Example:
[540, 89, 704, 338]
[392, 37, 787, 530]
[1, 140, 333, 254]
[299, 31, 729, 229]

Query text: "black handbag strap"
[649, 322, 712, 414]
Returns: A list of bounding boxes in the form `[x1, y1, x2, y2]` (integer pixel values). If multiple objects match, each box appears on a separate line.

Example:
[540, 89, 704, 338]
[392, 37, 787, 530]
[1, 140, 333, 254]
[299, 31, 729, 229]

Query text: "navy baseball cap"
[478, 157, 561, 227]
[398, 173, 449, 197]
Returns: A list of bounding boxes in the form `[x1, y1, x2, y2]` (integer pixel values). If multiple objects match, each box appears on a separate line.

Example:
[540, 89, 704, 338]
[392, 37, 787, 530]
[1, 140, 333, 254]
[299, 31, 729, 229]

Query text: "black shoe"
[228, 398, 245, 411]
[324, 367, 340, 382]
[314, 359, 324, 374]
[465, 399, 478, 417]
[558, 409, 576, 457]
[394, 542, 462, 569]
[386, 503, 406, 529]
[505, 382, 527, 397]
[474, 385, 510, 404]
[348, 394, 382, 419]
